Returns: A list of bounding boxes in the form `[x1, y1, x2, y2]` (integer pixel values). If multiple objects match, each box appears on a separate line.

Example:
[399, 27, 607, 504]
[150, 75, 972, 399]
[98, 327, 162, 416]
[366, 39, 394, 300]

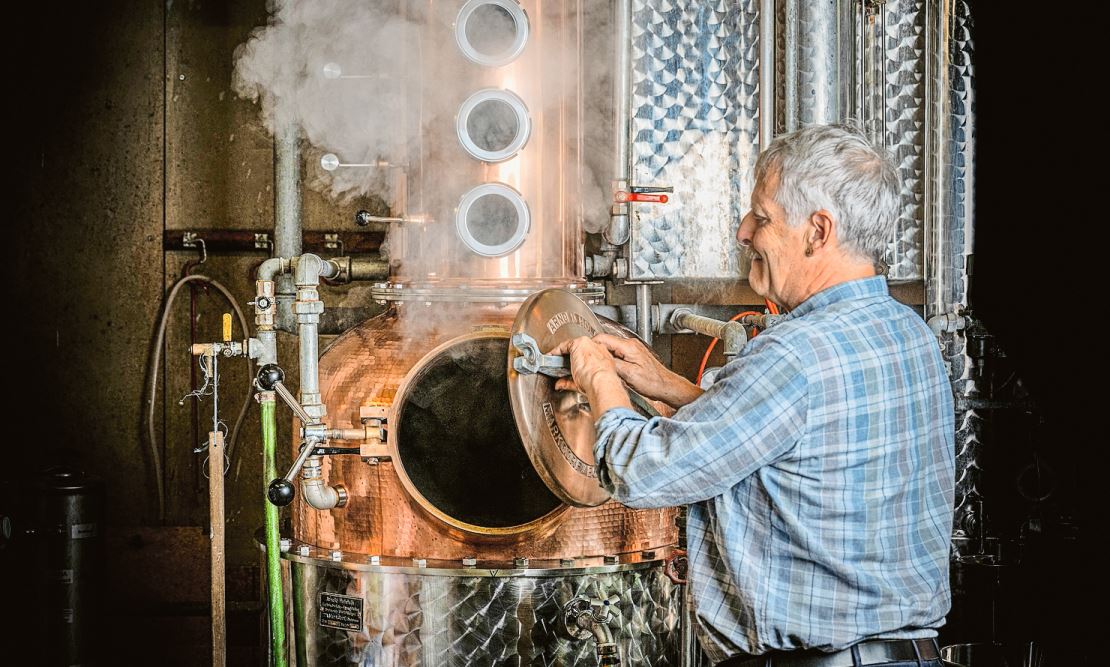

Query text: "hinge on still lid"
[359, 405, 389, 460]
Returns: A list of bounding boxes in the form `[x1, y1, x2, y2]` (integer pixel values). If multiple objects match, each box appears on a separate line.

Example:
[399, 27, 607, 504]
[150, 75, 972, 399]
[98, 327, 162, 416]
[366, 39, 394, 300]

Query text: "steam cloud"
[233, 0, 613, 234]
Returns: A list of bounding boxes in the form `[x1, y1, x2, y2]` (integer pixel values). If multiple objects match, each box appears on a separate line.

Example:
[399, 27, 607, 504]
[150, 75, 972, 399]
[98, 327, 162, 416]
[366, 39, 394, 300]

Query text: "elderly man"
[554, 124, 954, 667]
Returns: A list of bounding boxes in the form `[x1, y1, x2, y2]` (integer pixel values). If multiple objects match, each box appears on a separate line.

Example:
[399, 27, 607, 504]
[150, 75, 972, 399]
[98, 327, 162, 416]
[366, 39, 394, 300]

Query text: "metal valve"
[561, 592, 623, 666]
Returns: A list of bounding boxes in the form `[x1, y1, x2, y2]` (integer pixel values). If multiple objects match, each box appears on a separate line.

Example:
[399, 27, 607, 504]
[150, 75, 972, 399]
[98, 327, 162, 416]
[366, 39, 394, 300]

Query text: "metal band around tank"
[371, 282, 605, 304]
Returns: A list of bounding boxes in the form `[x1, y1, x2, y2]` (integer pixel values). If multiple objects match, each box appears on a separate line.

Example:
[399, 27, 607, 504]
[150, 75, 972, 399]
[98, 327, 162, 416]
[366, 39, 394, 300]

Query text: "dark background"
[1, 0, 1096, 663]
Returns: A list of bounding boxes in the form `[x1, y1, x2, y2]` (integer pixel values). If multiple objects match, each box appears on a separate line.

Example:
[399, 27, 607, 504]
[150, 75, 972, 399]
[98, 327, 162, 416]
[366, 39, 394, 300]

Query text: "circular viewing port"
[455, 0, 529, 67]
[457, 88, 531, 163]
[394, 334, 563, 531]
[456, 183, 530, 257]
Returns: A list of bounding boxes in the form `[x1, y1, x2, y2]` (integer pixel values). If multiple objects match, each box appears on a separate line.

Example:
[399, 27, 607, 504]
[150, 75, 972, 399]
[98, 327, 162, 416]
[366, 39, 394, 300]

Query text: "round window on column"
[455, 0, 529, 67]
[455, 183, 530, 257]
[456, 88, 531, 163]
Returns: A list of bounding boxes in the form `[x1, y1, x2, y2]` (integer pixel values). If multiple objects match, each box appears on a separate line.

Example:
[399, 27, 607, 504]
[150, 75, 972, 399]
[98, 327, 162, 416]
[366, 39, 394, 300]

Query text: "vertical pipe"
[837, 0, 856, 121]
[759, 0, 776, 150]
[783, 0, 798, 131]
[782, 0, 842, 130]
[274, 123, 302, 333]
[605, 0, 633, 247]
[260, 393, 288, 667]
[298, 320, 320, 410]
[208, 429, 227, 667]
[924, 0, 953, 318]
[636, 283, 652, 345]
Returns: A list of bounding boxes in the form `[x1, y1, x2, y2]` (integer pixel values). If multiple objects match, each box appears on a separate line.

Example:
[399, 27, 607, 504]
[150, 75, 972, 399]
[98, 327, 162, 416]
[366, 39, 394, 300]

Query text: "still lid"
[507, 289, 655, 507]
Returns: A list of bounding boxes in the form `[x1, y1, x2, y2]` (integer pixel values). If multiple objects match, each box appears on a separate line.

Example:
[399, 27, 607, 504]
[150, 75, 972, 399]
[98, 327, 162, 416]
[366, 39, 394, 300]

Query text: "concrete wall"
[9, 1, 286, 662]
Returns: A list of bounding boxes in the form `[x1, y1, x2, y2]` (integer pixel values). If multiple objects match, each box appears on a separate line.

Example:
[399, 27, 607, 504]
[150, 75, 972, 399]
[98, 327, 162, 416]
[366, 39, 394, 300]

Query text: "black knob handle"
[268, 478, 296, 506]
[354, 210, 372, 227]
[256, 364, 285, 391]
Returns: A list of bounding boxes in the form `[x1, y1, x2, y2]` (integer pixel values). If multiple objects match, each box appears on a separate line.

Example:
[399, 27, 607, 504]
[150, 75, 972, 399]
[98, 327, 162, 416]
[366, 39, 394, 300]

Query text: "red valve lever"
[615, 191, 669, 204]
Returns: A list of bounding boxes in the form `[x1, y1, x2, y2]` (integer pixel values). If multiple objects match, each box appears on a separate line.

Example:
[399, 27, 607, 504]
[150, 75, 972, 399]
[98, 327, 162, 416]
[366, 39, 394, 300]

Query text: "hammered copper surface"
[294, 303, 678, 560]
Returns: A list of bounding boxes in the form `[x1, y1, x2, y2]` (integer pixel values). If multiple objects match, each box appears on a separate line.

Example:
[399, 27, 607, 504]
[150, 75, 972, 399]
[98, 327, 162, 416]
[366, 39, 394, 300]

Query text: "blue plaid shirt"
[594, 277, 954, 661]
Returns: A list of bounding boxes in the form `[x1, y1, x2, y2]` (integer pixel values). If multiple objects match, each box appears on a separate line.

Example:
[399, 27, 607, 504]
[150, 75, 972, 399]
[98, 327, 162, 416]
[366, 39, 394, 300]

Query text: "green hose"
[261, 394, 288, 667]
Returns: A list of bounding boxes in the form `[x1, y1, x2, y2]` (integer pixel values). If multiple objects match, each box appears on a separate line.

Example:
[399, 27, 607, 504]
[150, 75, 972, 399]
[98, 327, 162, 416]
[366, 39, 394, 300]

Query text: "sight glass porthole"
[457, 88, 531, 163]
[456, 183, 530, 257]
[455, 0, 529, 67]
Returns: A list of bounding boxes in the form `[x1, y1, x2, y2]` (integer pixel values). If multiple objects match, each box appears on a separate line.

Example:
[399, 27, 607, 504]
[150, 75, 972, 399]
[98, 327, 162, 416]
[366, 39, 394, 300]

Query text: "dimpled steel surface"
[882, 0, 927, 279]
[287, 557, 682, 666]
[941, 0, 980, 548]
[628, 0, 759, 280]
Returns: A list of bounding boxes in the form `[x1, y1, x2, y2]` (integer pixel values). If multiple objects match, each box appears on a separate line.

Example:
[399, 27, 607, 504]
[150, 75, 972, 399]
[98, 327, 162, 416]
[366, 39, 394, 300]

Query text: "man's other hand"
[593, 334, 704, 409]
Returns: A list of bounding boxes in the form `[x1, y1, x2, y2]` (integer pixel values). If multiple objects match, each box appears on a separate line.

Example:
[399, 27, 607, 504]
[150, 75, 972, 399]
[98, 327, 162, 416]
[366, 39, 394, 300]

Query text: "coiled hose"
[144, 274, 251, 522]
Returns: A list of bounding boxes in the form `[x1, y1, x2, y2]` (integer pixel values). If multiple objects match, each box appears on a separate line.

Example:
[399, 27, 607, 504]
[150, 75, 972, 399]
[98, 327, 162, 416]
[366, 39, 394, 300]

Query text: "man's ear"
[807, 210, 835, 251]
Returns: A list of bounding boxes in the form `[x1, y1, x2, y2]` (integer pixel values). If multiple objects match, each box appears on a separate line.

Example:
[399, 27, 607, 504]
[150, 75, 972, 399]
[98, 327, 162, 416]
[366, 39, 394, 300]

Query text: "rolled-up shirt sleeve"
[592, 338, 808, 507]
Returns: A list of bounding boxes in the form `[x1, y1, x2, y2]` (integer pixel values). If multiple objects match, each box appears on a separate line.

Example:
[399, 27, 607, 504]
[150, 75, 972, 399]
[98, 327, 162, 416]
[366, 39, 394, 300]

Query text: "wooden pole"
[209, 430, 226, 667]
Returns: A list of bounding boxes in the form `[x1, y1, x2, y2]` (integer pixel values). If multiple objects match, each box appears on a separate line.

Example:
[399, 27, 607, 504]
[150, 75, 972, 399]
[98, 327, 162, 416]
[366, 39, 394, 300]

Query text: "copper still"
[278, 0, 681, 664]
[294, 305, 679, 561]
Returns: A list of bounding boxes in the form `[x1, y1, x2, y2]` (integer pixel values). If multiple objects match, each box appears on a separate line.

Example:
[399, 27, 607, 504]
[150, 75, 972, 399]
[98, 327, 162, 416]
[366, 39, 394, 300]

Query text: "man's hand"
[548, 336, 632, 415]
[592, 334, 704, 409]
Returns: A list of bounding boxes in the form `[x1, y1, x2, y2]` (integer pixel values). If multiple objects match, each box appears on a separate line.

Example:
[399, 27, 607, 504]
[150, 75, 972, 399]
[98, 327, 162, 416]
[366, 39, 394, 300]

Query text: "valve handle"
[268, 478, 296, 506]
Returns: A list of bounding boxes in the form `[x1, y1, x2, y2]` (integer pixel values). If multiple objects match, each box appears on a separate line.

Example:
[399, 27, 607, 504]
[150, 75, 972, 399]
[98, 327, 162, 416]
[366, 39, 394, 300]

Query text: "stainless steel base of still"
[281, 545, 682, 666]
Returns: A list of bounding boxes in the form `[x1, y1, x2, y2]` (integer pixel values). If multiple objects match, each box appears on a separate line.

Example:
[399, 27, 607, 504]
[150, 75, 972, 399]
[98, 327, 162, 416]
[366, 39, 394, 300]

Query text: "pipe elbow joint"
[301, 457, 347, 510]
[302, 478, 348, 510]
[257, 257, 289, 282]
[927, 312, 969, 337]
[720, 321, 748, 359]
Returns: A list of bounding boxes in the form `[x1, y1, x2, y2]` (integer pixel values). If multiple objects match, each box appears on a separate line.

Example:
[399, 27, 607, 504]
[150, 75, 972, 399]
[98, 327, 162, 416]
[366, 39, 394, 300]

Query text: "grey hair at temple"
[754, 123, 900, 263]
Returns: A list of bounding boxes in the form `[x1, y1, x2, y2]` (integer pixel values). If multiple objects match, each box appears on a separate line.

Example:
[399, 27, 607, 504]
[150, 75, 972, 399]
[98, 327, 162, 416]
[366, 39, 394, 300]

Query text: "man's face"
[736, 170, 810, 308]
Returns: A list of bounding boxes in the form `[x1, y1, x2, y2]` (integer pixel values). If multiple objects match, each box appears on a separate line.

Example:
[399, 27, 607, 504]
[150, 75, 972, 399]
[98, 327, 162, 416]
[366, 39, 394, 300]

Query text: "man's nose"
[736, 212, 754, 247]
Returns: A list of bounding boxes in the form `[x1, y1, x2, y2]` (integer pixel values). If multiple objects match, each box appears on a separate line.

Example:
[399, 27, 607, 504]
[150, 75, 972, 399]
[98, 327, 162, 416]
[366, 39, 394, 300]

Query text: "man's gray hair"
[754, 123, 899, 263]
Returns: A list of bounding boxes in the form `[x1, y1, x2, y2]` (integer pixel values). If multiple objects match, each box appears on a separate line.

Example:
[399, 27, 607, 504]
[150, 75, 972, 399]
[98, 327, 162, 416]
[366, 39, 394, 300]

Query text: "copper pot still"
[295, 303, 678, 562]
[284, 303, 683, 666]
[289, 0, 678, 565]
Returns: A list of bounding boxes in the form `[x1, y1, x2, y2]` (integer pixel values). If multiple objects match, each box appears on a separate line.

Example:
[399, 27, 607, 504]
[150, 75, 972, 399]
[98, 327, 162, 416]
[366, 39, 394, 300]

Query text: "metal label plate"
[508, 289, 610, 507]
[318, 592, 363, 631]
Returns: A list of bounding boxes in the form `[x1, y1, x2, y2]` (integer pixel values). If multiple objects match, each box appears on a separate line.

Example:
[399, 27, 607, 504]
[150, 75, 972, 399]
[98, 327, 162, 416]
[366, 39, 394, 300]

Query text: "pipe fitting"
[671, 309, 748, 358]
[292, 253, 340, 287]
[604, 210, 631, 247]
[289, 253, 332, 420]
[562, 594, 622, 667]
[586, 253, 628, 280]
[301, 456, 347, 510]
[257, 257, 289, 282]
[349, 256, 390, 282]
[927, 312, 969, 337]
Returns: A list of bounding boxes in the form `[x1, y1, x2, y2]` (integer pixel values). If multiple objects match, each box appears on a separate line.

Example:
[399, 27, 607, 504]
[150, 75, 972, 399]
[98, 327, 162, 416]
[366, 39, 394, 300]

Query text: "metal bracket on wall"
[163, 229, 385, 256]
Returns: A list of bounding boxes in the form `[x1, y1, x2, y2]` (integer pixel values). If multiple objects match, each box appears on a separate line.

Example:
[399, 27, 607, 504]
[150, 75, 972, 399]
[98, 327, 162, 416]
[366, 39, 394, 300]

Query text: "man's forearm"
[655, 370, 704, 409]
[589, 374, 633, 415]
